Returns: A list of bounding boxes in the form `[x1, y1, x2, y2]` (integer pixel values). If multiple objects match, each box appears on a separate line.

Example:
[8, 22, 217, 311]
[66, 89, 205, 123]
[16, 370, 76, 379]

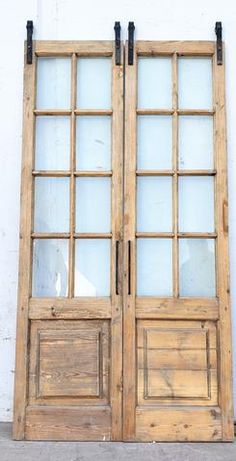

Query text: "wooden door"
[14, 39, 233, 442]
[123, 41, 234, 441]
[13, 41, 123, 440]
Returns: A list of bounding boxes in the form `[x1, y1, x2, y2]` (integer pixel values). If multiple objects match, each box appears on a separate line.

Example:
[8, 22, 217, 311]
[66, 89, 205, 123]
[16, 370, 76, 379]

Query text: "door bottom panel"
[25, 406, 111, 441]
[135, 406, 222, 442]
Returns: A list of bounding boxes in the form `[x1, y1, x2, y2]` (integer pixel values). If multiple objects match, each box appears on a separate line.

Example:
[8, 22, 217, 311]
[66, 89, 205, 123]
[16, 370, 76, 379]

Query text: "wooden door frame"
[13, 40, 124, 440]
[123, 40, 233, 441]
[13, 38, 233, 442]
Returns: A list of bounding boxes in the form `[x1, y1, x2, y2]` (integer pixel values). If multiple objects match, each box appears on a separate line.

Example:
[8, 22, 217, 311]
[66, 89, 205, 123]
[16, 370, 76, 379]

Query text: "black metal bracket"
[128, 22, 135, 65]
[26, 20, 33, 64]
[114, 22, 121, 65]
[215, 21, 223, 65]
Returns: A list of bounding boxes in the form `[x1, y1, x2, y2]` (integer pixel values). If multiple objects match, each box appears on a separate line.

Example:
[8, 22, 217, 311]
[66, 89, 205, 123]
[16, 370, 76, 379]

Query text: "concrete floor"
[0, 423, 235, 461]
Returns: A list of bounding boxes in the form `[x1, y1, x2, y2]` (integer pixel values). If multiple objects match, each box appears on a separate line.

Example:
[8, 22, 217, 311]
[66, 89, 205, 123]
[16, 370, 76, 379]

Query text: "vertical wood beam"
[68, 54, 77, 298]
[123, 42, 137, 440]
[13, 45, 36, 439]
[172, 53, 179, 297]
[214, 47, 234, 440]
[110, 43, 124, 440]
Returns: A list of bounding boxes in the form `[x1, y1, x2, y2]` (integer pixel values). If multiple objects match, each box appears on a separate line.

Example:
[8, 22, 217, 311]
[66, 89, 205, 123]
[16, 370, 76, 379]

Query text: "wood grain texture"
[122, 42, 137, 440]
[13, 45, 36, 440]
[213, 46, 234, 440]
[136, 40, 215, 55]
[28, 320, 109, 406]
[110, 43, 123, 440]
[136, 297, 219, 319]
[137, 320, 218, 406]
[25, 406, 111, 441]
[136, 407, 222, 441]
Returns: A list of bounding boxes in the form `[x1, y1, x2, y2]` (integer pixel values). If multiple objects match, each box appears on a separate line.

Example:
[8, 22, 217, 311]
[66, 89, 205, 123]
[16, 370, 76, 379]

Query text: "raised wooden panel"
[29, 320, 109, 405]
[38, 330, 101, 397]
[137, 320, 218, 405]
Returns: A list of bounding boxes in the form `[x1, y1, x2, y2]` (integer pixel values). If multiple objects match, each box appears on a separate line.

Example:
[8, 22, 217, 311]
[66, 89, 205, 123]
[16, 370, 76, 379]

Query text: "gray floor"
[0, 423, 235, 461]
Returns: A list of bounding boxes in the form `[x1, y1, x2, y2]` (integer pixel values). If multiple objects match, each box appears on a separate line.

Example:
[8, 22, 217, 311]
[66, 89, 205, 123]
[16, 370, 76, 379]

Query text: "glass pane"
[32, 239, 68, 297]
[179, 238, 216, 297]
[137, 177, 172, 232]
[179, 176, 214, 232]
[179, 116, 214, 170]
[75, 239, 110, 296]
[138, 57, 172, 109]
[77, 58, 111, 109]
[137, 238, 172, 296]
[178, 57, 212, 109]
[37, 58, 71, 109]
[34, 177, 70, 232]
[35, 116, 70, 170]
[76, 116, 111, 170]
[137, 116, 172, 170]
[76, 178, 111, 232]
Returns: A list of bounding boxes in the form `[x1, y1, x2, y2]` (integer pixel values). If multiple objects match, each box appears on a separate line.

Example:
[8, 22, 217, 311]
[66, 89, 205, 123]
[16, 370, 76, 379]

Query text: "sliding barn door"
[14, 38, 233, 442]
[13, 41, 123, 440]
[123, 41, 233, 441]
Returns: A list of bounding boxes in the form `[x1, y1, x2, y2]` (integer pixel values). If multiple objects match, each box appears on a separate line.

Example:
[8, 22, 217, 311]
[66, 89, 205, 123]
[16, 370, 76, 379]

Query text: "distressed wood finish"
[14, 39, 233, 442]
[123, 42, 137, 440]
[13, 41, 123, 441]
[123, 40, 233, 441]
[13, 45, 36, 440]
[213, 46, 233, 440]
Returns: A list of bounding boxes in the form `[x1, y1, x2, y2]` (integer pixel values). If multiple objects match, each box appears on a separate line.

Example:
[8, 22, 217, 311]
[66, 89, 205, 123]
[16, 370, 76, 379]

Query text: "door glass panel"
[75, 239, 110, 296]
[179, 176, 214, 232]
[137, 177, 172, 232]
[179, 116, 214, 170]
[76, 116, 111, 170]
[77, 58, 111, 109]
[137, 116, 172, 170]
[178, 57, 212, 109]
[37, 58, 71, 109]
[32, 239, 68, 297]
[76, 178, 111, 232]
[179, 238, 216, 296]
[138, 57, 172, 109]
[34, 177, 70, 233]
[137, 238, 172, 296]
[35, 116, 70, 170]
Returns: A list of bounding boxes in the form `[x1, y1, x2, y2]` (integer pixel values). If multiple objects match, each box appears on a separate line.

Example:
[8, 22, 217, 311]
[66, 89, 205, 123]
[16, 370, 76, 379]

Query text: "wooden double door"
[13, 40, 233, 441]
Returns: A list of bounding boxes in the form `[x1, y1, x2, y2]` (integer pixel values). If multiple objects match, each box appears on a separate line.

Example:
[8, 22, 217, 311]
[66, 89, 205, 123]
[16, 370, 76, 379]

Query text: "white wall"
[0, 0, 236, 421]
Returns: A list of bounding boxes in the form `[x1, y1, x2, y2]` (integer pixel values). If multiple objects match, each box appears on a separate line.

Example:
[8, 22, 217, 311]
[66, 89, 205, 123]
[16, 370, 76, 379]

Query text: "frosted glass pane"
[76, 116, 111, 170]
[34, 177, 70, 232]
[37, 58, 71, 109]
[76, 178, 111, 232]
[35, 116, 70, 170]
[137, 177, 172, 232]
[138, 57, 172, 109]
[77, 58, 111, 109]
[75, 239, 110, 296]
[179, 177, 214, 232]
[137, 116, 172, 170]
[179, 116, 214, 170]
[178, 58, 212, 109]
[179, 239, 216, 297]
[137, 239, 172, 296]
[32, 239, 68, 297]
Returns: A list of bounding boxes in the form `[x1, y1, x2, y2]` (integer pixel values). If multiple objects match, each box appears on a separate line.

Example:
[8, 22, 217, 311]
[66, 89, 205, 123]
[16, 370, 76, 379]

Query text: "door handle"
[116, 241, 119, 295]
[128, 240, 131, 295]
